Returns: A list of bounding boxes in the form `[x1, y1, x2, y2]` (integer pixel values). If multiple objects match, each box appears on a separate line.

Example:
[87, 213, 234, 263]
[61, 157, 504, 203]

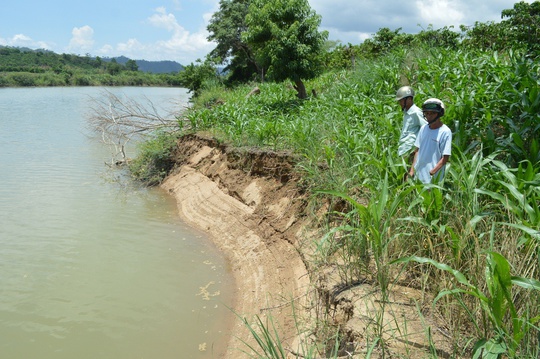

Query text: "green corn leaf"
[469, 214, 488, 230]
[496, 180, 536, 221]
[434, 288, 487, 305]
[315, 189, 366, 212]
[521, 160, 535, 182]
[499, 222, 540, 240]
[391, 256, 475, 289]
[511, 132, 525, 151]
[472, 337, 507, 359]
[474, 188, 522, 217]
[488, 252, 512, 287]
[511, 277, 540, 291]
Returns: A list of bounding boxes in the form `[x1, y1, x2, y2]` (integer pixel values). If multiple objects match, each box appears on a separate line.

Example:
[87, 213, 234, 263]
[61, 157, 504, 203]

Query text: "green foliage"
[207, 0, 260, 83]
[239, 315, 287, 359]
[414, 25, 461, 49]
[243, 0, 328, 98]
[461, 1, 540, 56]
[128, 131, 179, 186]
[501, 0, 540, 55]
[177, 59, 221, 97]
[125, 59, 139, 71]
[360, 27, 414, 56]
[182, 43, 540, 356]
[0, 46, 180, 87]
[476, 159, 540, 229]
[393, 253, 540, 358]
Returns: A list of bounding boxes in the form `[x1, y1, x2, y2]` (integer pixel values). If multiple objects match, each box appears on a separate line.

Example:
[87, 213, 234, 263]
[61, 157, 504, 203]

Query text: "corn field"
[181, 46, 540, 358]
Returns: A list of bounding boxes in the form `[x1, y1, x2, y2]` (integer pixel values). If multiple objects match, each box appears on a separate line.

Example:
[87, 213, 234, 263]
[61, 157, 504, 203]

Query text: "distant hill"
[0, 46, 184, 74]
[0, 46, 184, 87]
[105, 56, 184, 74]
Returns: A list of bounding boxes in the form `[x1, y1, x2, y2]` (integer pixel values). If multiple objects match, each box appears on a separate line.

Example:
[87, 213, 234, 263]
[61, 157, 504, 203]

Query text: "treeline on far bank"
[0, 47, 183, 87]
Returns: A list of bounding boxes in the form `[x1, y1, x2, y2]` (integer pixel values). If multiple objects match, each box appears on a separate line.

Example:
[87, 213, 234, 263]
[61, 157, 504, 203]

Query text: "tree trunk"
[293, 79, 308, 99]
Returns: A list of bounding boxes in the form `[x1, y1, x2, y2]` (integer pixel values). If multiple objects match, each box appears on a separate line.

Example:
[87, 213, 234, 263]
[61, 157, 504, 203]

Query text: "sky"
[0, 0, 533, 66]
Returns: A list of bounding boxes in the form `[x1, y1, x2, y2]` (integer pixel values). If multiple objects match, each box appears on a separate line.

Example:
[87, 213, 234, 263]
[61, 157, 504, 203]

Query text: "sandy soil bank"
[161, 134, 455, 359]
[161, 134, 312, 358]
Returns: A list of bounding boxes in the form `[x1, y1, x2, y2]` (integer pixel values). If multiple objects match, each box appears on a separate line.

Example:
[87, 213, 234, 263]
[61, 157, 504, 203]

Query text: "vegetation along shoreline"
[82, 0, 540, 357]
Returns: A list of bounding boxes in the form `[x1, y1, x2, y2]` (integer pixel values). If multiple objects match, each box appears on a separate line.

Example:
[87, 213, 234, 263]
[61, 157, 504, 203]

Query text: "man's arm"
[429, 154, 450, 176]
[408, 148, 419, 177]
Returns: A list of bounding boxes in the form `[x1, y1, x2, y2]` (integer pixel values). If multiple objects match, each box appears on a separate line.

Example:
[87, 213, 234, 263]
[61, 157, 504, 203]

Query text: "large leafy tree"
[207, 0, 260, 83]
[243, 0, 328, 99]
[501, 0, 540, 55]
[461, 1, 540, 55]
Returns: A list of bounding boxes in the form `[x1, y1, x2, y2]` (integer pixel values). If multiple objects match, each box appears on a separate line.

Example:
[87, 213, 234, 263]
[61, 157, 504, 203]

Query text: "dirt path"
[161, 134, 312, 358]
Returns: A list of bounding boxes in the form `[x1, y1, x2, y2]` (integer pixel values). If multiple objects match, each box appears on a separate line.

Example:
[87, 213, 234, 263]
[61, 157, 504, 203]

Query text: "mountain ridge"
[104, 55, 184, 74]
[0, 46, 184, 74]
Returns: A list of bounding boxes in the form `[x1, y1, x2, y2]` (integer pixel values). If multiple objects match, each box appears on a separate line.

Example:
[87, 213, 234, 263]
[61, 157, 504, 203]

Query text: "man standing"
[409, 98, 452, 184]
[395, 86, 426, 164]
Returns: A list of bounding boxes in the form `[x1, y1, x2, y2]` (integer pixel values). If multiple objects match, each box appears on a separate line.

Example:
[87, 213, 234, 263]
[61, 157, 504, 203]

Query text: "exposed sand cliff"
[161, 134, 454, 358]
[161, 134, 312, 358]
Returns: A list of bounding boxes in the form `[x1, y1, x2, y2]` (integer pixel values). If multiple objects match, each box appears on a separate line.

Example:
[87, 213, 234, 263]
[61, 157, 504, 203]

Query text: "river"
[0, 87, 234, 359]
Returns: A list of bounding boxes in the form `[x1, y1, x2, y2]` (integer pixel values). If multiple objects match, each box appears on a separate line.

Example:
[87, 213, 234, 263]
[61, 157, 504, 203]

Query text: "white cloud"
[97, 44, 114, 56]
[68, 25, 95, 53]
[116, 38, 145, 53]
[416, 0, 465, 27]
[148, 7, 183, 32]
[172, 0, 182, 11]
[142, 7, 214, 63]
[0, 34, 50, 49]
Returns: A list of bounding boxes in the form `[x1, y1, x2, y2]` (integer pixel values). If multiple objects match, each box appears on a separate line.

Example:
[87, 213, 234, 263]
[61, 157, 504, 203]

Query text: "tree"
[107, 58, 122, 75]
[86, 89, 180, 167]
[414, 25, 460, 49]
[461, 2, 540, 55]
[460, 21, 508, 52]
[501, 0, 540, 55]
[207, 0, 260, 83]
[243, 0, 328, 99]
[177, 59, 219, 97]
[125, 59, 139, 72]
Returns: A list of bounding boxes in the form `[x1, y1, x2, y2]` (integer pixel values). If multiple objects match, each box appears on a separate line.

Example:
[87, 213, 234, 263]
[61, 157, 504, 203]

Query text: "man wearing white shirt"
[409, 98, 452, 184]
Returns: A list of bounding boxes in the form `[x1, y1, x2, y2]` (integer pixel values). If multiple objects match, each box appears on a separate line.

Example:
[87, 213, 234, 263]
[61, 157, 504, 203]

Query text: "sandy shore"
[161, 134, 312, 358]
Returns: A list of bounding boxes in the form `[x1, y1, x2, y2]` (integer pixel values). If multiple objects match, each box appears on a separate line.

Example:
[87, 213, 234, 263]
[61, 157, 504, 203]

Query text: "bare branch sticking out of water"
[86, 89, 185, 166]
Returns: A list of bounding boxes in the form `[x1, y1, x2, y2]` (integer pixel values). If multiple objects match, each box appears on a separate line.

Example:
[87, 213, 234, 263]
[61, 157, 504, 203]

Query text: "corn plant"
[393, 252, 540, 358]
[475, 159, 540, 229]
[317, 175, 417, 291]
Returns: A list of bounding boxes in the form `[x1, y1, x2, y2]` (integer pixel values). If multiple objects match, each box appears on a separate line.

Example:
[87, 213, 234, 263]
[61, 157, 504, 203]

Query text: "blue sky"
[0, 0, 532, 65]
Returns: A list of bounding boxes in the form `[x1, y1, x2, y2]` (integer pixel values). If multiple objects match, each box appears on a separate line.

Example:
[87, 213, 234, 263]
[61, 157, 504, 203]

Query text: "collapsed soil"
[161, 133, 455, 358]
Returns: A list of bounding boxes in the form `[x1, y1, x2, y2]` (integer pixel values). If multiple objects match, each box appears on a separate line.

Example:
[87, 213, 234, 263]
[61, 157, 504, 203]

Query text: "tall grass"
[179, 46, 539, 357]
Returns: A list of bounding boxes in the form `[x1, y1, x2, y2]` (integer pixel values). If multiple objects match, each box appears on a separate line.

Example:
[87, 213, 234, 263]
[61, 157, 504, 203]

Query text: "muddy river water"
[0, 87, 234, 359]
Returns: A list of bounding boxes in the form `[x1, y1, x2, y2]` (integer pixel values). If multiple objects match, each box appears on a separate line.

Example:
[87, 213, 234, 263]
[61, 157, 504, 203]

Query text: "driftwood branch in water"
[86, 89, 186, 166]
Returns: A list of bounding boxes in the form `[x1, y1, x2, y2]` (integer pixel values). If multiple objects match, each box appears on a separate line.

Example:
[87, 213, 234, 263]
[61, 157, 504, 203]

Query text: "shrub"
[128, 131, 179, 186]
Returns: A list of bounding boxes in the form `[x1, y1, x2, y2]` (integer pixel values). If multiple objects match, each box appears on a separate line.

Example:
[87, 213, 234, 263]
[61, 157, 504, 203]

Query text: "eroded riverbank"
[161, 133, 455, 359]
[161, 134, 313, 357]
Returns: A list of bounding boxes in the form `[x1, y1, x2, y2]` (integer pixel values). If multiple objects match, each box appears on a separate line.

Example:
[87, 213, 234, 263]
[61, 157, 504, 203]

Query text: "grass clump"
[128, 131, 179, 186]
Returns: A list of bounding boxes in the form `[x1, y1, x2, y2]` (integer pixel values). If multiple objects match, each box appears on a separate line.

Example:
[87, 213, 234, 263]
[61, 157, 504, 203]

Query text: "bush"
[9, 72, 36, 86]
[128, 131, 179, 186]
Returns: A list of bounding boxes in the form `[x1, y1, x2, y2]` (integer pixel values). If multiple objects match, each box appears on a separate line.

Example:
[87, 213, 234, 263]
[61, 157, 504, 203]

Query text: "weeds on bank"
[177, 47, 539, 357]
[128, 131, 179, 185]
[393, 252, 540, 358]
